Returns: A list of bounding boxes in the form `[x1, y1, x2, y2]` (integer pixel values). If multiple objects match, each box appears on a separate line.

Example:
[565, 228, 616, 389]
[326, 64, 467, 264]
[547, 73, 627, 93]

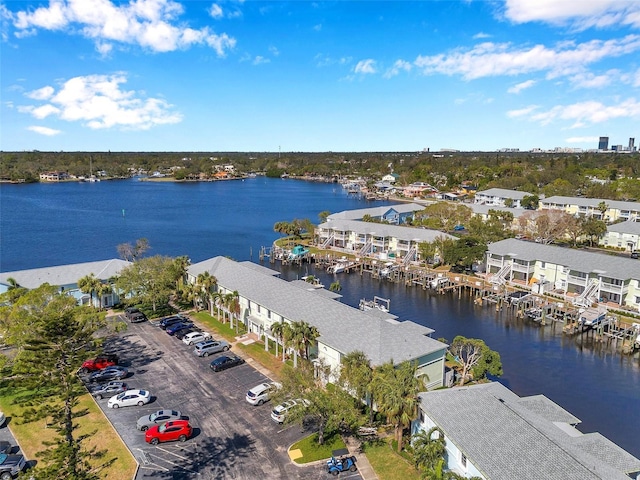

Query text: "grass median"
[0, 386, 137, 480]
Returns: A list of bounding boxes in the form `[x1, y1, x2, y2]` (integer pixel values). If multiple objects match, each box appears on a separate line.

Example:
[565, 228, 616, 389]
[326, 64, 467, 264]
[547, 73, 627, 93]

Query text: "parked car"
[0, 451, 26, 479]
[209, 354, 244, 372]
[0, 441, 10, 454]
[124, 307, 141, 319]
[158, 315, 186, 329]
[182, 331, 212, 346]
[327, 450, 357, 476]
[246, 382, 281, 406]
[81, 354, 119, 373]
[129, 312, 147, 323]
[175, 327, 199, 340]
[90, 381, 128, 399]
[270, 398, 309, 423]
[145, 420, 192, 445]
[108, 389, 151, 408]
[166, 321, 194, 336]
[137, 409, 183, 431]
[194, 340, 230, 357]
[89, 366, 129, 383]
[0, 411, 5, 427]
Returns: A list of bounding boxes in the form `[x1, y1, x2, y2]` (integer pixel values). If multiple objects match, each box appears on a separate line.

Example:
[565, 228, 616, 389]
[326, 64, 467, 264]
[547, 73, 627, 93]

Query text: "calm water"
[1, 178, 639, 457]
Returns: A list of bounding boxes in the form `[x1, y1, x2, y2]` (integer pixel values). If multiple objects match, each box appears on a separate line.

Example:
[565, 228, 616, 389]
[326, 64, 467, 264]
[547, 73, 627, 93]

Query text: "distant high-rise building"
[630, 138, 635, 151]
[598, 136, 609, 150]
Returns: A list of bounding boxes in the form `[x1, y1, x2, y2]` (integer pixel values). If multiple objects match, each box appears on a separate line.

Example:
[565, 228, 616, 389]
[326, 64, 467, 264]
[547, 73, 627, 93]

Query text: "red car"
[145, 420, 192, 445]
[81, 354, 119, 373]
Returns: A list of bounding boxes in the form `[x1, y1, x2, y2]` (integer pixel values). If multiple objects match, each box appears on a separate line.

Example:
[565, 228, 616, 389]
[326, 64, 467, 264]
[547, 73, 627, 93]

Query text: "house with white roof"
[0, 259, 131, 307]
[601, 220, 640, 252]
[485, 239, 640, 309]
[539, 196, 640, 222]
[413, 382, 640, 480]
[187, 256, 448, 388]
[474, 188, 533, 208]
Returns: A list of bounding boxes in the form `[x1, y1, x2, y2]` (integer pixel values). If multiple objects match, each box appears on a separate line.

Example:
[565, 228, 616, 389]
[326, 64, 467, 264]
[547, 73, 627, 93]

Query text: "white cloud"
[507, 105, 539, 117]
[521, 98, 640, 126]
[313, 24, 322, 32]
[9, 0, 236, 55]
[413, 35, 640, 80]
[28, 125, 62, 136]
[209, 4, 223, 19]
[503, 0, 640, 29]
[631, 67, 640, 87]
[269, 45, 279, 56]
[19, 73, 182, 130]
[253, 55, 270, 65]
[565, 136, 598, 144]
[384, 59, 412, 78]
[473, 32, 491, 39]
[26, 85, 55, 100]
[354, 59, 376, 74]
[570, 70, 618, 88]
[508, 79, 536, 93]
[315, 54, 352, 68]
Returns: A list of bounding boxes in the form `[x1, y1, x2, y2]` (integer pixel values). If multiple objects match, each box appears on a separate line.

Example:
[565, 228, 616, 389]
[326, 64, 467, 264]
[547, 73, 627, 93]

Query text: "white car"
[0, 410, 5, 427]
[193, 340, 230, 357]
[246, 382, 281, 406]
[270, 398, 310, 423]
[108, 389, 151, 408]
[182, 331, 212, 346]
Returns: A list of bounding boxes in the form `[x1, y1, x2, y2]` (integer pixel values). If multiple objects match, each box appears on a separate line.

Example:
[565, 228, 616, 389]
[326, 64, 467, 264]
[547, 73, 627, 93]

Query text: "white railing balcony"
[511, 263, 534, 273]
[567, 275, 588, 286]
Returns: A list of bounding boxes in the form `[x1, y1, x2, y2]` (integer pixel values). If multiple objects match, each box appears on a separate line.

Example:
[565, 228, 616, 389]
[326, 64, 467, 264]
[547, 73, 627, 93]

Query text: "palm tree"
[329, 281, 342, 292]
[211, 291, 224, 321]
[77, 273, 100, 308]
[270, 321, 289, 361]
[229, 291, 240, 332]
[173, 255, 190, 292]
[197, 271, 217, 314]
[95, 282, 113, 310]
[339, 350, 372, 417]
[412, 427, 445, 472]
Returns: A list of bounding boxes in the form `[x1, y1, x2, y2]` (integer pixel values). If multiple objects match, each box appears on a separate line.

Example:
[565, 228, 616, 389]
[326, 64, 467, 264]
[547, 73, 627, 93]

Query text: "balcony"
[567, 275, 587, 286]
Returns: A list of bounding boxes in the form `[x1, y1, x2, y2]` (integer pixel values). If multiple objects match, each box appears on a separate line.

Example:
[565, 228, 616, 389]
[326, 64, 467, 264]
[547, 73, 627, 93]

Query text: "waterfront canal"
[1, 177, 639, 457]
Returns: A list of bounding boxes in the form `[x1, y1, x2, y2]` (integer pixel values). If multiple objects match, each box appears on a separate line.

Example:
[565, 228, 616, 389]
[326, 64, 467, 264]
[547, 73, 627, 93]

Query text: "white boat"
[359, 296, 390, 313]
[379, 261, 398, 278]
[431, 275, 448, 288]
[328, 256, 355, 274]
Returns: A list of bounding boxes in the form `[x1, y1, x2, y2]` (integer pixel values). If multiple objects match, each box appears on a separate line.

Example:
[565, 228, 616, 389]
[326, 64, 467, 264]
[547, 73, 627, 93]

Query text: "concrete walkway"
[344, 435, 379, 480]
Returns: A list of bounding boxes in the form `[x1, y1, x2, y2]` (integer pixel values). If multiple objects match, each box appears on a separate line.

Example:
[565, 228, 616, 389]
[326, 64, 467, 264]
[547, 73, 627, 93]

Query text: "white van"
[245, 382, 281, 406]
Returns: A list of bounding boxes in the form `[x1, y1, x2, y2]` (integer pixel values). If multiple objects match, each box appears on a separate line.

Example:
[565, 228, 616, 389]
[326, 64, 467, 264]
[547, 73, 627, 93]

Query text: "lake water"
[1, 177, 639, 457]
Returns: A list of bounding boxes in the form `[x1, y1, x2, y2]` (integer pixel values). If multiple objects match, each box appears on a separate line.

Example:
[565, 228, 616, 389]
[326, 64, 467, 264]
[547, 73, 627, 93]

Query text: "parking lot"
[90, 317, 363, 479]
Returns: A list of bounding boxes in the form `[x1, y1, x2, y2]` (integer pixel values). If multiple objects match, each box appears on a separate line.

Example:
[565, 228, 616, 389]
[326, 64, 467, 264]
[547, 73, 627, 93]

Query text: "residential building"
[403, 182, 436, 198]
[39, 171, 70, 182]
[473, 188, 533, 208]
[539, 196, 640, 222]
[187, 257, 448, 387]
[327, 203, 425, 225]
[601, 220, 640, 252]
[0, 259, 130, 307]
[412, 382, 640, 480]
[485, 239, 640, 309]
[317, 218, 456, 261]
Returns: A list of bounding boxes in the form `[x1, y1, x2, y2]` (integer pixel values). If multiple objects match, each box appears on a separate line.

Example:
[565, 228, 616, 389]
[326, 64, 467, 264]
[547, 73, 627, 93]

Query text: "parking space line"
[155, 445, 189, 460]
[146, 452, 199, 474]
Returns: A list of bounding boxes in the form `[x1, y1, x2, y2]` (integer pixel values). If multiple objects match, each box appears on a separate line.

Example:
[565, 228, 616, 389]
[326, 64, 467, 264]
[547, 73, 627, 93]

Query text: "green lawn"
[362, 438, 421, 480]
[191, 311, 246, 341]
[0, 386, 137, 480]
[289, 433, 347, 464]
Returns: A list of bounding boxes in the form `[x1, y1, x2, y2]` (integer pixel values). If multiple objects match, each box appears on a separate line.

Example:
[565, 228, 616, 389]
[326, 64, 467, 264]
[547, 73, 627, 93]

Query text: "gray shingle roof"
[419, 382, 640, 480]
[466, 203, 527, 218]
[542, 196, 640, 213]
[319, 219, 458, 243]
[188, 257, 447, 366]
[487, 239, 640, 280]
[607, 220, 640, 235]
[328, 203, 425, 221]
[475, 188, 533, 200]
[0, 259, 132, 289]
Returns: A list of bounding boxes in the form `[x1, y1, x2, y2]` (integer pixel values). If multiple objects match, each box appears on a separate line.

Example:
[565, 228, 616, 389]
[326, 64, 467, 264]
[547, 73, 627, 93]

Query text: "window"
[461, 453, 467, 468]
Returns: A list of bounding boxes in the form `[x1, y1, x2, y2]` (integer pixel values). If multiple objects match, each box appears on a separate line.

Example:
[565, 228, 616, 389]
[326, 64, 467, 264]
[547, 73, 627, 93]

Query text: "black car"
[175, 328, 199, 340]
[209, 355, 245, 372]
[90, 381, 128, 399]
[124, 307, 141, 319]
[158, 315, 186, 329]
[0, 452, 26, 479]
[129, 312, 147, 323]
[0, 441, 10, 454]
[89, 366, 129, 383]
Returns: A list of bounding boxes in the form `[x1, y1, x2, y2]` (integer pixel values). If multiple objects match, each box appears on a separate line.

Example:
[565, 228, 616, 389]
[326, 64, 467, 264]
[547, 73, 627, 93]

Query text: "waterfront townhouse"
[39, 171, 70, 182]
[327, 203, 425, 224]
[539, 196, 640, 222]
[187, 256, 448, 388]
[412, 382, 640, 480]
[601, 220, 640, 252]
[485, 239, 640, 310]
[317, 218, 457, 262]
[473, 188, 533, 208]
[0, 259, 130, 308]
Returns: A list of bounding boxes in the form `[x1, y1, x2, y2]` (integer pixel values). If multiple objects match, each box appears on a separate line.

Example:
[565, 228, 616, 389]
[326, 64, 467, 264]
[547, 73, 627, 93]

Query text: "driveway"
[92, 318, 362, 479]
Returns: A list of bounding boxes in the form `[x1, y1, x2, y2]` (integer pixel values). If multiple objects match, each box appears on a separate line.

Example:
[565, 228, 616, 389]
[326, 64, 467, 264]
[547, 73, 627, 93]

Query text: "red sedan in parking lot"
[145, 420, 193, 445]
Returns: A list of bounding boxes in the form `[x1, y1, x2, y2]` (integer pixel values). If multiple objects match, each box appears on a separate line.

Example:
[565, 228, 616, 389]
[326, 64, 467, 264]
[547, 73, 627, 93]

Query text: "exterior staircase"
[573, 279, 601, 308]
[490, 263, 511, 285]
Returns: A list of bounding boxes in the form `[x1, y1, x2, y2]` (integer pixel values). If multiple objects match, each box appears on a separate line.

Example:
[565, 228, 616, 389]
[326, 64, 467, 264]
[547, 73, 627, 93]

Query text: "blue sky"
[1, 0, 639, 152]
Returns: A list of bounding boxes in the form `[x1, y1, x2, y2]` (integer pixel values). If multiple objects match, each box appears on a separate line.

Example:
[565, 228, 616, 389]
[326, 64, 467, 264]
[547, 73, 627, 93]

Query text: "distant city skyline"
[1, 1, 640, 152]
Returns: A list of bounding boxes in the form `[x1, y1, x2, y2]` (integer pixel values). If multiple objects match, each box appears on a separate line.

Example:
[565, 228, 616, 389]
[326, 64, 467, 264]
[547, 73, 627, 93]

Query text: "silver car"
[193, 340, 230, 357]
[136, 409, 182, 431]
